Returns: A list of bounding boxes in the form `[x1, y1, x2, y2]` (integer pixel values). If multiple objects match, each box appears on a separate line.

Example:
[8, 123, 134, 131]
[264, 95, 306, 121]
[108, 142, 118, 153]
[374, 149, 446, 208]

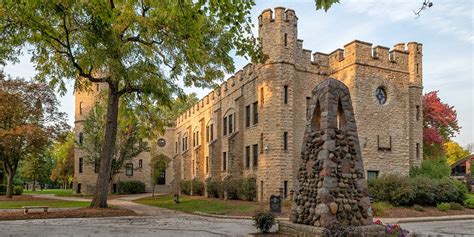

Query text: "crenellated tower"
[407, 42, 423, 167]
[258, 7, 298, 64]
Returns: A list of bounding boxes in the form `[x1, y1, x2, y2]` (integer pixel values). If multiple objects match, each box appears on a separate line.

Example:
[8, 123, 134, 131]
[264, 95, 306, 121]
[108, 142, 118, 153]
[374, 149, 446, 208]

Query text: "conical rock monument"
[290, 78, 373, 228]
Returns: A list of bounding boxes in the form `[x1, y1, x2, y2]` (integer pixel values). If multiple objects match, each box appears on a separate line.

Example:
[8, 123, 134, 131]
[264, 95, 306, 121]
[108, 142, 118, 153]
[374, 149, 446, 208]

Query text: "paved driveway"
[401, 219, 474, 236]
[0, 215, 258, 237]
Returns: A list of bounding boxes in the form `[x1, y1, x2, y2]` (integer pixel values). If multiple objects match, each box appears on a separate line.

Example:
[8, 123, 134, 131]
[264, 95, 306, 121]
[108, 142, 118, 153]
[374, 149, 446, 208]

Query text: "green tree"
[150, 154, 170, 197]
[0, 74, 68, 198]
[1, 1, 264, 207]
[19, 150, 54, 191]
[80, 101, 149, 185]
[50, 132, 75, 189]
[444, 141, 470, 165]
[409, 158, 451, 179]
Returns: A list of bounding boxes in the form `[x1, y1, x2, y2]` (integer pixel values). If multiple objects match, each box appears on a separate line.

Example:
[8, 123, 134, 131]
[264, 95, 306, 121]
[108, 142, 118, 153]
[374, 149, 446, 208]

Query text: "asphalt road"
[401, 219, 474, 237]
[0, 216, 259, 237]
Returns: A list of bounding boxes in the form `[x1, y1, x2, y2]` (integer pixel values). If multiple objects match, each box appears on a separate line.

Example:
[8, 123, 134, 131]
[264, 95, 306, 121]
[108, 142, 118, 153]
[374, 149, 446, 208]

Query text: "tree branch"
[60, 14, 109, 83]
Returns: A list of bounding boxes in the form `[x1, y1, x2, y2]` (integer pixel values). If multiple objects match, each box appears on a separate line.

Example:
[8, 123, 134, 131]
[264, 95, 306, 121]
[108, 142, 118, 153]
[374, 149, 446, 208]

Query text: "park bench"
[22, 206, 49, 214]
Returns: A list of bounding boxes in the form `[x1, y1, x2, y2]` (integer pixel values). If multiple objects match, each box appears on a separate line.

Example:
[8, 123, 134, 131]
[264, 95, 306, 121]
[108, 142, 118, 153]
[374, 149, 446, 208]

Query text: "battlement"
[307, 40, 422, 74]
[258, 7, 298, 26]
[176, 63, 257, 126]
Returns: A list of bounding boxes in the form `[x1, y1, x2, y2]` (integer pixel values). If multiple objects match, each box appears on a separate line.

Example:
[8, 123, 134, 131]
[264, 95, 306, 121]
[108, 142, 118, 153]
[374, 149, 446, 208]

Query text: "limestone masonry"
[73, 7, 423, 200]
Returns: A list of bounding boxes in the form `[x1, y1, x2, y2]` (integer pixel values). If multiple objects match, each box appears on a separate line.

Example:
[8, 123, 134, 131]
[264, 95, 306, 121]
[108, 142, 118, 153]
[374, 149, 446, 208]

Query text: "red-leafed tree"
[423, 91, 460, 158]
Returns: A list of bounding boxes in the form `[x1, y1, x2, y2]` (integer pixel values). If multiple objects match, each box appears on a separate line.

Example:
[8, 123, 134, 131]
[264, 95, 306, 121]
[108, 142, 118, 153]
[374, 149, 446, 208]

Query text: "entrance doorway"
[158, 170, 166, 185]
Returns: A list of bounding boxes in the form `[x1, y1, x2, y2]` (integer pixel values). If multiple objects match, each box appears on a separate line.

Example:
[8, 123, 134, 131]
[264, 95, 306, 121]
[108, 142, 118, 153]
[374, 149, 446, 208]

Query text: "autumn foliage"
[423, 91, 460, 145]
[0, 73, 68, 197]
[422, 91, 463, 160]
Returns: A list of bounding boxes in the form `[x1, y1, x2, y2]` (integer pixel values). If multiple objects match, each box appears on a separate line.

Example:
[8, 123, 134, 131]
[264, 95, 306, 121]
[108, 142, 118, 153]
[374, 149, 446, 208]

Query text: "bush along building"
[73, 7, 423, 201]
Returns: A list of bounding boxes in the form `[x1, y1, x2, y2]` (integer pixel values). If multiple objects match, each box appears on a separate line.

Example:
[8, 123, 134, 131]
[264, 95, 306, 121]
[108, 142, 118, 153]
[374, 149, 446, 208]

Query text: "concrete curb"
[378, 215, 474, 224]
[193, 211, 289, 221]
[193, 211, 474, 224]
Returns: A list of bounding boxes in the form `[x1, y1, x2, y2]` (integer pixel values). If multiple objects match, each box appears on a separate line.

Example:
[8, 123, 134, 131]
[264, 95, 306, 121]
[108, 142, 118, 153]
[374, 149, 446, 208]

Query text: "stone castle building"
[73, 7, 423, 200]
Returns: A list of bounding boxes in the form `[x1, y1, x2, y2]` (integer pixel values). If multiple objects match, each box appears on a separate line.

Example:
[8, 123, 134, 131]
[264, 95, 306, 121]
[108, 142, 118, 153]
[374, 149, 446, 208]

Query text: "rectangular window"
[79, 158, 83, 174]
[253, 102, 258, 124]
[210, 124, 214, 141]
[284, 181, 288, 198]
[245, 146, 251, 169]
[79, 102, 83, 115]
[206, 156, 209, 174]
[306, 97, 311, 116]
[229, 114, 233, 134]
[96, 84, 99, 91]
[175, 141, 178, 154]
[246, 105, 251, 127]
[253, 144, 258, 168]
[223, 117, 227, 135]
[206, 126, 209, 142]
[284, 33, 288, 47]
[193, 132, 196, 147]
[223, 152, 227, 171]
[367, 170, 379, 180]
[416, 105, 420, 121]
[284, 132, 288, 150]
[416, 143, 420, 160]
[94, 159, 99, 173]
[284, 85, 288, 104]
[139, 159, 143, 168]
[182, 137, 185, 151]
[126, 163, 133, 176]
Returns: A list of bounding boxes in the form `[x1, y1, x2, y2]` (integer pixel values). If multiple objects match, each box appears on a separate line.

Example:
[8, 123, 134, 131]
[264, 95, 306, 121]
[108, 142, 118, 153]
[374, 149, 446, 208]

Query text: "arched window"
[336, 99, 346, 130]
[223, 109, 236, 136]
[206, 119, 214, 142]
[182, 132, 188, 151]
[311, 100, 321, 131]
[193, 127, 199, 147]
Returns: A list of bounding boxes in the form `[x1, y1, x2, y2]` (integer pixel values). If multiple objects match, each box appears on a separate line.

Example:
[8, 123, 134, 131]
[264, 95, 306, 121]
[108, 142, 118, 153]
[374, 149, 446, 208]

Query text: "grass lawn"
[0, 199, 90, 209]
[23, 189, 74, 196]
[135, 195, 262, 216]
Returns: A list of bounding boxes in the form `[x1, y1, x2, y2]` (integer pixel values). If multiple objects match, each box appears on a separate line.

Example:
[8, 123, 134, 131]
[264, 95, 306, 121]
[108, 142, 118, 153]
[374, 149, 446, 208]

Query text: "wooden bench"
[22, 206, 49, 214]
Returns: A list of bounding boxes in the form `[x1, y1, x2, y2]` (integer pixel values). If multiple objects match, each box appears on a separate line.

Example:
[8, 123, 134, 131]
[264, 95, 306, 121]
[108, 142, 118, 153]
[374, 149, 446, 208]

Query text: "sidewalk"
[32, 193, 187, 217]
[31, 193, 474, 224]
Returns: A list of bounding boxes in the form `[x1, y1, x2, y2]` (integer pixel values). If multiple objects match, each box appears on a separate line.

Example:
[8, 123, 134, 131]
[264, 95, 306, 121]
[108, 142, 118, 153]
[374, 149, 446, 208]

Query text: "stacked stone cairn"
[290, 78, 373, 228]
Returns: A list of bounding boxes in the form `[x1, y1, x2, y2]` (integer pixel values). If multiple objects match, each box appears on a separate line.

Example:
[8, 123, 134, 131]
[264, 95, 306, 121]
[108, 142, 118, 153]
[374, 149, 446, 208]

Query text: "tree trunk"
[32, 177, 36, 191]
[90, 88, 120, 208]
[6, 172, 14, 198]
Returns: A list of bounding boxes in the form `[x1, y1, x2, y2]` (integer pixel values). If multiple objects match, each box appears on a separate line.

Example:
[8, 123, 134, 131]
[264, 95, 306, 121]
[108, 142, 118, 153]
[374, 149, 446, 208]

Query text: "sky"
[2, 0, 473, 147]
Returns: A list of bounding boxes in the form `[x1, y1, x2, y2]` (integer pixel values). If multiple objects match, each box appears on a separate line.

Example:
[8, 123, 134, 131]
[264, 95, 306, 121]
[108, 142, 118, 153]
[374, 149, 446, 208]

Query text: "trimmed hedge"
[369, 175, 466, 206]
[191, 180, 205, 196]
[118, 180, 146, 194]
[13, 185, 23, 195]
[205, 178, 256, 201]
[205, 178, 223, 198]
[180, 180, 204, 196]
[464, 198, 474, 209]
[238, 178, 257, 201]
[180, 180, 192, 195]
